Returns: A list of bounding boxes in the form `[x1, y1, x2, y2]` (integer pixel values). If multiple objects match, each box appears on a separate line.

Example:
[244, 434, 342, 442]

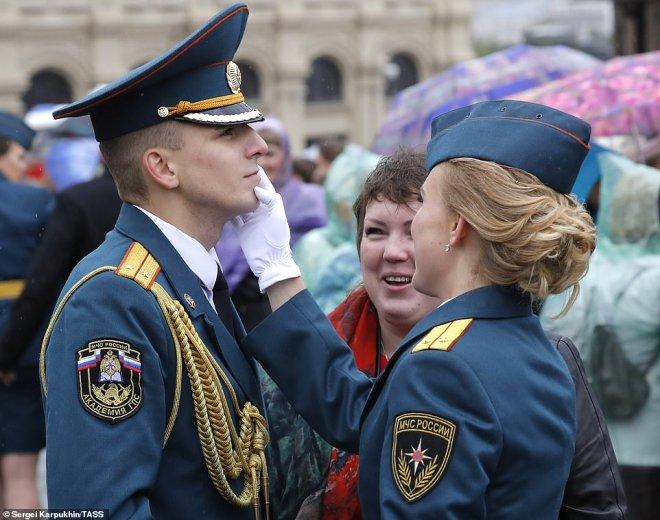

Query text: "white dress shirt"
[135, 205, 221, 310]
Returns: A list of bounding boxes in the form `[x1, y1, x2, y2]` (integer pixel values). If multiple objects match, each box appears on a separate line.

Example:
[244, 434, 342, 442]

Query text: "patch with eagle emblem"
[76, 339, 142, 423]
[391, 412, 457, 502]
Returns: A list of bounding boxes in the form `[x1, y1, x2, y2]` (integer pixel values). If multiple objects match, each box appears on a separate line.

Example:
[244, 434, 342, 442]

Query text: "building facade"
[614, 0, 660, 55]
[0, 0, 473, 152]
[471, 0, 614, 59]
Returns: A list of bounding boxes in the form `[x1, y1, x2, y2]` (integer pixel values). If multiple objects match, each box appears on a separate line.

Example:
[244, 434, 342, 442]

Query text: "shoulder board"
[116, 242, 161, 290]
[411, 319, 474, 354]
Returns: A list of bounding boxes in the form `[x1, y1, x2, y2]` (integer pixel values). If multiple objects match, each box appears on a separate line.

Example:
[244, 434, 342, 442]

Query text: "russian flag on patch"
[119, 351, 141, 373]
[77, 349, 101, 371]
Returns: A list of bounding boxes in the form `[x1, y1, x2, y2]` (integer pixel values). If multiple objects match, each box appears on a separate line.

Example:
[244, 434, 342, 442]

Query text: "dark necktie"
[213, 267, 235, 339]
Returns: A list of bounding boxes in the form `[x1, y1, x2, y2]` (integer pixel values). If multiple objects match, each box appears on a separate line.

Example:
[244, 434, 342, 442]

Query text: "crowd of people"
[0, 3, 658, 520]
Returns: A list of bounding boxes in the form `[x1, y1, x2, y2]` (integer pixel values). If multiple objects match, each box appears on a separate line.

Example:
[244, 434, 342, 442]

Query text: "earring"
[444, 243, 451, 252]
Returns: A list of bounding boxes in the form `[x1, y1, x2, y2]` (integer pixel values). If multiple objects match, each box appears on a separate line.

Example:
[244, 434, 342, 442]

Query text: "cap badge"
[226, 61, 242, 94]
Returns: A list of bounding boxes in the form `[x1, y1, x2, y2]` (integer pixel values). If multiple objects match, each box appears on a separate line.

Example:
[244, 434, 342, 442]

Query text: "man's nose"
[248, 128, 268, 158]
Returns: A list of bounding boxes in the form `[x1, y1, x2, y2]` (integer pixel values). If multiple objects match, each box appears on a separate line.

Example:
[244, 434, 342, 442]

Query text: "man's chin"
[227, 189, 262, 217]
[248, 194, 260, 212]
[235, 195, 260, 216]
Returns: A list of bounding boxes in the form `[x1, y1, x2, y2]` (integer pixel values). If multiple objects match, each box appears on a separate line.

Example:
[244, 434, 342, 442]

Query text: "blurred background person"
[294, 145, 380, 298]
[216, 116, 327, 330]
[292, 157, 316, 183]
[0, 163, 120, 389]
[25, 104, 100, 193]
[542, 151, 660, 520]
[0, 111, 52, 510]
[313, 138, 344, 185]
[44, 124, 99, 192]
[254, 116, 327, 242]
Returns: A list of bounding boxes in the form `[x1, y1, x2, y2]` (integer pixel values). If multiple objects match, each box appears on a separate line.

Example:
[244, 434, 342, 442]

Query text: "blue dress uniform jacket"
[0, 171, 52, 349]
[242, 285, 576, 519]
[43, 203, 265, 518]
[0, 171, 121, 371]
[0, 171, 52, 453]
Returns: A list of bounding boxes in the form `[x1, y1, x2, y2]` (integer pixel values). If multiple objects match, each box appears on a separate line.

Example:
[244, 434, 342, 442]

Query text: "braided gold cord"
[160, 305, 183, 446]
[169, 298, 245, 472]
[150, 284, 270, 519]
[40, 262, 269, 519]
[162, 92, 245, 117]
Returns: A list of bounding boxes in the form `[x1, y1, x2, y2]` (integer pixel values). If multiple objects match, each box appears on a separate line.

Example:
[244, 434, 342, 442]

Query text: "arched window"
[22, 69, 73, 110]
[306, 56, 342, 103]
[385, 53, 419, 97]
[235, 60, 261, 99]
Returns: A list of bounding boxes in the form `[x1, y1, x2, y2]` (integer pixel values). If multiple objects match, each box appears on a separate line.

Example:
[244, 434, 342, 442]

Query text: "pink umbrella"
[516, 51, 660, 138]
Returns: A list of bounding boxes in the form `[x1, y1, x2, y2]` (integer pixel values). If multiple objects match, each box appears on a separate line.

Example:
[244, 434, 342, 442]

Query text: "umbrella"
[372, 44, 601, 154]
[515, 51, 660, 139]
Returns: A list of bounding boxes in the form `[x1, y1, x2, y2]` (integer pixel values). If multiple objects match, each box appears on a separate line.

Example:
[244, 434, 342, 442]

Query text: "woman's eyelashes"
[365, 226, 412, 238]
[365, 227, 385, 237]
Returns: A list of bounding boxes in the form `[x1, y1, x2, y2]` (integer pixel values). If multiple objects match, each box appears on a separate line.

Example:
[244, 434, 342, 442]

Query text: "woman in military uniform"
[235, 100, 599, 518]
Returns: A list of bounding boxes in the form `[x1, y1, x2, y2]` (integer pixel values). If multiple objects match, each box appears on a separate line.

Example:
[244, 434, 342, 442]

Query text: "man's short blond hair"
[99, 121, 183, 204]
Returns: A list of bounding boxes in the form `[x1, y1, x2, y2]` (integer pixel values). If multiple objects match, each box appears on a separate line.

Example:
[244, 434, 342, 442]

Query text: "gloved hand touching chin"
[229, 167, 301, 292]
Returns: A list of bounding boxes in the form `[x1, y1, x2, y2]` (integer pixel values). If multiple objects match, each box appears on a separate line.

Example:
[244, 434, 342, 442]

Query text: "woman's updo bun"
[438, 158, 596, 315]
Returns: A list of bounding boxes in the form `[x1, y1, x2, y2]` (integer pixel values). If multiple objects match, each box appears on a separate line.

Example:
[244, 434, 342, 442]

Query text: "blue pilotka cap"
[52, 3, 263, 142]
[425, 100, 591, 194]
[0, 111, 36, 149]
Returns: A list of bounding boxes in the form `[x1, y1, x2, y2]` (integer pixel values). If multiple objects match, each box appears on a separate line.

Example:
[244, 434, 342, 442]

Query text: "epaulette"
[41, 241, 175, 444]
[411, 319, 473, 354]
[41, 241, 160, 396]
[115, 242, 161, 290]
[0, 279, 25, 300]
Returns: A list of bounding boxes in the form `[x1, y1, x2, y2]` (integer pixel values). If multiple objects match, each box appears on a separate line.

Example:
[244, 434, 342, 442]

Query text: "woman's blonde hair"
[437, 158, 596, 315]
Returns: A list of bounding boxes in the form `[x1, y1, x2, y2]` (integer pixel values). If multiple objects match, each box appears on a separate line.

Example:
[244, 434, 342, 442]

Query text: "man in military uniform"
[0, 111, 52, 509]
[41, 4, 282, 517]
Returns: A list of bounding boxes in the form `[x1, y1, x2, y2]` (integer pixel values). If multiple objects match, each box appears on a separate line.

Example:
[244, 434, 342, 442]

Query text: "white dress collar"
[134, 205, 220, 293]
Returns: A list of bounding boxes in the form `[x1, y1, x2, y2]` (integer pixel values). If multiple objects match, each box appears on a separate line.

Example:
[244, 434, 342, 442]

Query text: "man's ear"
[142, 147, 179, 190]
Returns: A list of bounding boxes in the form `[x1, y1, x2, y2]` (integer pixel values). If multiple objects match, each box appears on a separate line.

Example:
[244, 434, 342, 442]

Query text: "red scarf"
[320, 287, 387, 520]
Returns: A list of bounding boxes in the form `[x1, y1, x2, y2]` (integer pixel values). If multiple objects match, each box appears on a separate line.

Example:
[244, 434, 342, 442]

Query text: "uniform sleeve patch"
[411, 319, 473, 354]
[77, 339, 143, 423]
[391, 412, 457, 502]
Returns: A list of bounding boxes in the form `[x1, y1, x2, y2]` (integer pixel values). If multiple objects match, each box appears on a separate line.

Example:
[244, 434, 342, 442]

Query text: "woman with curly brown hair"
[235, 100, 602, 518]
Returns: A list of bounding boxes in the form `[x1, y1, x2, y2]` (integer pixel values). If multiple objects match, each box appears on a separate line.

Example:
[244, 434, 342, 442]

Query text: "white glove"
[230, 167, 301, 292]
